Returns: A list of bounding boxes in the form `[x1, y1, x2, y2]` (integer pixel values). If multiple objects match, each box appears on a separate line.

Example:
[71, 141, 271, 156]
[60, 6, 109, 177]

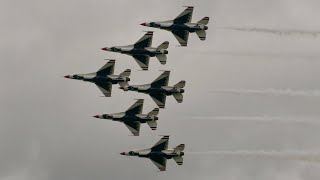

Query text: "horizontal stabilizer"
[147, 120, 157, 130]
[174, 80, 186, 88]
[173, 93, 183, 103]
[118, 81, 129, 88]
[119, 69, 131, 77]
[196, 30, 206, 41]
[157, 41, 169, 49]
[173, 156, 183, 165]
[197, 17, 209, 25]
[156, 54, 167, 65]
[174, 144, 185, 152]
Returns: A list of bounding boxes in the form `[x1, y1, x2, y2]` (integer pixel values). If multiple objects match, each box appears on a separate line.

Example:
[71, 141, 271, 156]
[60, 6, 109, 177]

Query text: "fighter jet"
[101, 31, 169, 70]
[120, 135, 185, 171]
[119, 71, 185, 108]
[64, 59, 131, 97]
[93, 99, 159, 136]
[140, 6, 209, 46]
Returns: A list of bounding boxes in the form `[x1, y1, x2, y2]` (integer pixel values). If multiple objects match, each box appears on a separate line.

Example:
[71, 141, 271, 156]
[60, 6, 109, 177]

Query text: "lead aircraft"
[141, 6, 209, 46]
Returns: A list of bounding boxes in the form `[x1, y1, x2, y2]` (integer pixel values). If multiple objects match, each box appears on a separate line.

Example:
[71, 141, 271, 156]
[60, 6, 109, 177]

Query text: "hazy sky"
[1, 0, 320, 179]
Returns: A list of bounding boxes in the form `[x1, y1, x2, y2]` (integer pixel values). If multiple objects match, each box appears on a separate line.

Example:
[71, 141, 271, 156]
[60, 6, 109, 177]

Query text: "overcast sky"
[1, 0, 320, 179]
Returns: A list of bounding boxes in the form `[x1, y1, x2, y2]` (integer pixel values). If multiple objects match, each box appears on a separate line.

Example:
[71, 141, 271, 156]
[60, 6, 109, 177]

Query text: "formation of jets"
[65, 6, 208, 171]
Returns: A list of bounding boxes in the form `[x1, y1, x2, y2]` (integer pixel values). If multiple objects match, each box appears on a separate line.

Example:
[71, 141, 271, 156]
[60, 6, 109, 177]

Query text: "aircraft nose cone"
[140, 22, 146, 26]
[93, 115, 100, 118]
[180, 89, 185, 93]
[120, 152, 125, 155]
[64, 75, 70, 79]
[204, 26, 208, 30]
[101, 47, 108, 51]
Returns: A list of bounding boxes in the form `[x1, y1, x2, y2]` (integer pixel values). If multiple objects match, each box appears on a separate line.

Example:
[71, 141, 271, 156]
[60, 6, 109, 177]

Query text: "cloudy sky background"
[1, 0, 320, 179]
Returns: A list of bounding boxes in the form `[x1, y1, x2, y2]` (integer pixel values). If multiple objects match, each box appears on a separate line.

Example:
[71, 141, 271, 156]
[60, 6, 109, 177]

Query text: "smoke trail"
[187, 150, 320, 163]
[219, 26, 320, 37]
[211, 89, 320, 97]
[190, 116, 320, 125]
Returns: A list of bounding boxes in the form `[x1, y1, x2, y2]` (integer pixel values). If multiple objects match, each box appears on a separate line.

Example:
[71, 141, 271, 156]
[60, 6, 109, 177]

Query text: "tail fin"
[119, 69, 131, 77]
[156, 54, 167, 65]
[174, 144, 185, 152]
[174, 80, 186, 88]
[157, 41, 169, 49]
[148, 108, 159, 116]
[197, 17, 209, 25]
[196, 30, 206, 41]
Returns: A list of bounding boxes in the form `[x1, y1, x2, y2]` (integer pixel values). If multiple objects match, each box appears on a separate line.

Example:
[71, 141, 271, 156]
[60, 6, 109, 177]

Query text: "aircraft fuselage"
[67, 73, 130, 84]
[150, 21, 208, 32]
[109, 46, 168, 57]
[128, 85, 184, 95]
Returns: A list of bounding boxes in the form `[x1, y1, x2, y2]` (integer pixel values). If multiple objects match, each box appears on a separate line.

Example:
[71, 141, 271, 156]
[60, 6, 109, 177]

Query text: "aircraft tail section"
[157, 41, 169, 49]
[156, 54, 167, 65]
[119, 69, 131, 77]
[197, 17, 209, 25]
[174, 80, 186, 88]
[196, 30, 207, 41]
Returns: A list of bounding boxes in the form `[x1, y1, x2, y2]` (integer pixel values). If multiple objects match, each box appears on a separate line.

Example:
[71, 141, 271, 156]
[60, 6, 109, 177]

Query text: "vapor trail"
[187, 150, 320, 163]
[211, 89, 320, 97]
[191, 116, 320, 125]
[219, 26, 320, 37]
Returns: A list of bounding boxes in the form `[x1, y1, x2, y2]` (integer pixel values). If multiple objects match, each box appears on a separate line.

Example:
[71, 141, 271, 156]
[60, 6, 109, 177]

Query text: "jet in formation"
[141, 6, 209, 46]
[64, 59, 130, 97]
[93, 99, 159, 136]
[120, 135, 185, 171]
[101, 31, 169, 70]
[119, 71, 185, 108]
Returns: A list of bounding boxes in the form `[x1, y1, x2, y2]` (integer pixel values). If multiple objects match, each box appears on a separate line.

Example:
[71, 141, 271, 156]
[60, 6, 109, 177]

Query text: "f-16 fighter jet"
[64, 60, 130, 97]
[120, 135, 185, 171]
[119, 71, 185, 108]
[101, 31, 169, 70]
[93, 99, 159, 136]
[140, 6, 209, 46]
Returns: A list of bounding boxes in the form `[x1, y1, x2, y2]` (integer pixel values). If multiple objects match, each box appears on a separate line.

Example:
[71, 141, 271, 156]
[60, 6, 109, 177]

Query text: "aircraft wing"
[124, 121, 140, 136]
[149, 93, 167, 108]
[96, 59, 115, 75]
[95, 82, 112, 97]
[151, 135, 169, 151]
[171, 30, 189, 46]
[150, 157, 167, 171]
[125, 99, 144, 115]
[151, 71, 170, 87]
[173, 6, 193, 24]
[134, 31, 153, 48]
[132, 55, 150, 70]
